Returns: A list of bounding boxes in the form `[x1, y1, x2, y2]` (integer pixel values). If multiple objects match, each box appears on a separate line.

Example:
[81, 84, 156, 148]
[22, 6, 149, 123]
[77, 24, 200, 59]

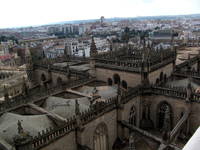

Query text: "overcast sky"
[0, 0, 200, 28]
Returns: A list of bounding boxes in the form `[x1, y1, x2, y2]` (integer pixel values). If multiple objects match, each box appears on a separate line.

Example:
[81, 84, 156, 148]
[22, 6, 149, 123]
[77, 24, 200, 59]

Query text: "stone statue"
[17, 120, 24, 135]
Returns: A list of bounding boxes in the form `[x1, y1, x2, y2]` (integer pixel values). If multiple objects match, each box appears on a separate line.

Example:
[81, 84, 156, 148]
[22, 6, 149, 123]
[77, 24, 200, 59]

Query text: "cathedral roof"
[44, 96, 90, 118]
[75, 86, 117, 99]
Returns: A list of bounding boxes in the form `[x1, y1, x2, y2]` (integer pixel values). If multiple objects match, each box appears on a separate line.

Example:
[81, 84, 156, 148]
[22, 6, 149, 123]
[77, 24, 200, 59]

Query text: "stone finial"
[47, 64, 51, 72]
[42, 50, 45, 58]
[147, 41, 151, 49]
[142, 52, 145, 63]
[188, 53, 191, 61]
[198, 49, 200, 56]
[128, 132, 136, 150]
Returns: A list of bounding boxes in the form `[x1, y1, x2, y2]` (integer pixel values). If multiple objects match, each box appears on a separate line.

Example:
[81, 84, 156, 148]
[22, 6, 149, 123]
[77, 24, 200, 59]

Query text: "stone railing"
[151, 85, 200, 103]
[151, 86, 187, 100]
[95, 63, 141, 73]
[150, 57, 175, 72]
[122, 86, 141, 103]
[34, 64, 90, 78]
[173, 70, 200, 79]
[0, 77, 94, 114]
[21, 96, 118, 150]
[95, 51, 176, 73]
[191, 93, 200, 102]
[0, 85, 56, 114]
[176, 55, 199, 70]
[65, 77, 96, 89]
[95, 58, 142, 67]
[80, 96, 118, 124]
[31, 117, 76, 150]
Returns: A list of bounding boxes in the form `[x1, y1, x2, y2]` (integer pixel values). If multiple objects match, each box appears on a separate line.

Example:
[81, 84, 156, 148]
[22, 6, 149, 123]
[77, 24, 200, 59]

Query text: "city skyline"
[0, 0, 200, 29]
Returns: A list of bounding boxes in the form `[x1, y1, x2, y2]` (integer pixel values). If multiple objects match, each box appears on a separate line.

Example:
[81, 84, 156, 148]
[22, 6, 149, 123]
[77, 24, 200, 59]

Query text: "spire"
[90, 37, 98, 57]
[83, 49, 86, 58]
[4, 85, 9, 101]
[141, 52, 150, 85]
[186, 77, 192, 103]
[171, 30, 175, 51]
[42, 50, 45, 58]
[22, 77, 28, 96]
[25, 43, 31, 57]
[187, 53, 191, 72]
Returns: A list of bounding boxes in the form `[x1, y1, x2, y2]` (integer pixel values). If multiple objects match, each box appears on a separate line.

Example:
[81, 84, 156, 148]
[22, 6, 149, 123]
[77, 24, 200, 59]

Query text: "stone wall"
[39, 131, 76, 150]
[191, 63, 198, 71]
[122, 96, 140, 137]
[142, 94, 200, 134]
[34, 69, 70, 86]
[149, 63, 173, 84]
[81, 109, 117, 150]
[95, 68, 141, 87]
[190, 102, 200, 133]
[34, 70, 49, 84]
[51, 72, 69, 86]
[122, 96, 140, 124]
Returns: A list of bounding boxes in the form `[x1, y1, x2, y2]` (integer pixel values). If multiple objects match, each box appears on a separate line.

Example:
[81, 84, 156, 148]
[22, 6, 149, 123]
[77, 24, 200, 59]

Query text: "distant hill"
[1, 14, 200, 29]
[49, 14, 200, 25]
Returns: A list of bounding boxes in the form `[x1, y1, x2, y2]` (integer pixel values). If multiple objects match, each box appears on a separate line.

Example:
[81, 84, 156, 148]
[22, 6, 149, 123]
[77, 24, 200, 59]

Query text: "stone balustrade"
[0, 77, 94, 114]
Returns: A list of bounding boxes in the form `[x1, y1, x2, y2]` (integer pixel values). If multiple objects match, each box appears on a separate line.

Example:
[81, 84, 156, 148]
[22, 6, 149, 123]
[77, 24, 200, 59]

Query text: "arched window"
[57, 77, 63, 86]
[107, 78, 113, 86]
[121, 80, 128, 89]
[113, 74, 120, 84]
[156, 78, 159, 85]
[157, 102, 172, 130]
[41, 74, 46, 82]
[160, 72, 163, 81]
[164, 74, 167, 83]
[129, 106, 136, 126]
[94, 123, 108, 150]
